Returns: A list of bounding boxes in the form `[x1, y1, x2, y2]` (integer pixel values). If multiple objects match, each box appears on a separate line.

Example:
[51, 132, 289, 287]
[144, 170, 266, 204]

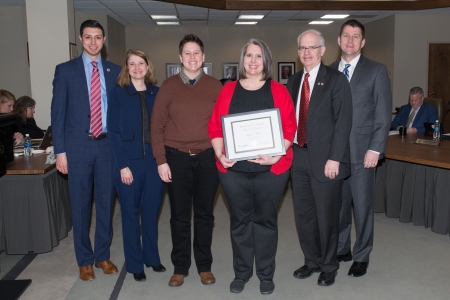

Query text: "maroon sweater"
[151, 73, 222, 165]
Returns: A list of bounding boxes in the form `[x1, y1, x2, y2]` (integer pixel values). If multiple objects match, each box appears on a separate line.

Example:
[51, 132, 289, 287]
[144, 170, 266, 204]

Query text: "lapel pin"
[317, 82, 324, 86]
[107, 68, 110, 72]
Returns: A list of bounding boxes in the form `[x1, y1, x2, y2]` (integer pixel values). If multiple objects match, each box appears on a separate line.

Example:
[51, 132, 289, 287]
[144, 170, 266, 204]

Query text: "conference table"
[375, 133, 450, 236]
[0, 154, 72, 254]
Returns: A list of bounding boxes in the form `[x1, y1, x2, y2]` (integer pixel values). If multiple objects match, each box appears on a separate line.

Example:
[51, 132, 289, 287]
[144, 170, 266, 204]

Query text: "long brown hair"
[13, 96, 36, 121]
[117, 49, 157, 87]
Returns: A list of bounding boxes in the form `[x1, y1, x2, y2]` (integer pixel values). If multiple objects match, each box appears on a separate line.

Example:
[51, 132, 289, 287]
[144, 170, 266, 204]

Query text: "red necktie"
[297, 73, 310, 147]
[90, 61, 102, 137]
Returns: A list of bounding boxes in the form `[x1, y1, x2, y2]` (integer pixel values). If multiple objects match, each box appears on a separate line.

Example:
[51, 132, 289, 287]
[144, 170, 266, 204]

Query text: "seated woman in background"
[12, 95, 45, 139]
[0, 89, 24, 145]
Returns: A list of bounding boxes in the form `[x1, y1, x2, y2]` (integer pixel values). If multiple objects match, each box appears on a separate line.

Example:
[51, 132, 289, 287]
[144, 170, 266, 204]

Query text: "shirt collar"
[339, 54, 361, 71]
[180, 67, 203, 84]
[304, 62, 320, 77]
[82, 52, 102, 69]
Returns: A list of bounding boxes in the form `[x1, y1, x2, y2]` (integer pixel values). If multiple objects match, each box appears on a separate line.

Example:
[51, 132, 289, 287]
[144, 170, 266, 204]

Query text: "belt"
[177, 148, 209, 155]
[88, 133, 107, 140]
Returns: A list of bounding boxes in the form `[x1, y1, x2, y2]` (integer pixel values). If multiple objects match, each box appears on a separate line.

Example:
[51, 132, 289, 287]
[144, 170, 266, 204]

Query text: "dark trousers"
[218, 169, 289, 281]
[291, 146, 342, 273]
[115, 144, 165, 273]
[67, 138, 115, 266]
[338, 163, 375, 262]
[165, 146, 219, 275]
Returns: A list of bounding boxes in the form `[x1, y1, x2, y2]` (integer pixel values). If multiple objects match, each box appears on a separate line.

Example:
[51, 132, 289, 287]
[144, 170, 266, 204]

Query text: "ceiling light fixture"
[309, 21, 334, 25]
[235, 21, 258, 25]
[321, 15, 349, 19]
[156, 21, 180, 25]
[238, 15, 264, 20]
[151, 15, 178, 19]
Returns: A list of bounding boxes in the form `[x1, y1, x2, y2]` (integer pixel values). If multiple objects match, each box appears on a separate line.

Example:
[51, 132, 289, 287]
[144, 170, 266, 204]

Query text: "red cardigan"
[208, 80, 297, 175]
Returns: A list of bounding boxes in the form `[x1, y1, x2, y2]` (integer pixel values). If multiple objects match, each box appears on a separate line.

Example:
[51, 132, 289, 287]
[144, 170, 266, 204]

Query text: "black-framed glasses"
[298, 46, 323, 51]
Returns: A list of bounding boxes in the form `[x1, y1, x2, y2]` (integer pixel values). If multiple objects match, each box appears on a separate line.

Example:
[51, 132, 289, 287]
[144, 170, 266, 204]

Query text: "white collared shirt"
[295, 63, 321, 144]
[338, 54, 361, 82]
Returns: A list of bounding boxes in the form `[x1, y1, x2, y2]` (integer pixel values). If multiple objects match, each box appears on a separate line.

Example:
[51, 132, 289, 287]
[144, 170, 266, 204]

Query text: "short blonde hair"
[0, 89, 16, 105]
[117, 49, 157, 87]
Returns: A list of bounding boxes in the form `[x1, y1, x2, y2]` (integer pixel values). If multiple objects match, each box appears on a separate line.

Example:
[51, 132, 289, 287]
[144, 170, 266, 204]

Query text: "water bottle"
[24, 134, 32, 156]
[433, 120, 440, 140]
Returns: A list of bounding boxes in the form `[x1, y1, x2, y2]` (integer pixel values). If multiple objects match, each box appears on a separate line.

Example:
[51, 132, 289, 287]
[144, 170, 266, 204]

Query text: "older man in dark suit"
[51, 20, 121, 281]
[329, 19, 392, 278]
[287, 29, 352, 287]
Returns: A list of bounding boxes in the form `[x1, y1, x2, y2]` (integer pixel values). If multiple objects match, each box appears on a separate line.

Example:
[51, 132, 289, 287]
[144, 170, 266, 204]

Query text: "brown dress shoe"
[94, 260, 118, 274]
[169, 274, 185, 287]
[79, 265, 95, 281]
[199, 271, 216, 285]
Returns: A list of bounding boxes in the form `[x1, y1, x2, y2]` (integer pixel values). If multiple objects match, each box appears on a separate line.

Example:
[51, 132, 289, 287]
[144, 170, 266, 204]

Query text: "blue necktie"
[189, 79, 196, 85]
[343, 63, 351, 81]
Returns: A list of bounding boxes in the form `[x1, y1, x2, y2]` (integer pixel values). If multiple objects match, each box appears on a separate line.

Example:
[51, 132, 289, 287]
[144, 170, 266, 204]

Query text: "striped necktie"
[343, 63, 351, 81]
[297, 73, 310, 147]
[90, 61, 102, 137]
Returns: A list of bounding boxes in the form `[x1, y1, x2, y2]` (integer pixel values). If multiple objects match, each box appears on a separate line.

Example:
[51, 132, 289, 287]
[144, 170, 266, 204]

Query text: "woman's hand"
[13, 132, 23, 146]
[158, 163, 172, 182]
[120, 167, 133, 185]
[217, 152, 236, 169]
[248, 154, 282, 166]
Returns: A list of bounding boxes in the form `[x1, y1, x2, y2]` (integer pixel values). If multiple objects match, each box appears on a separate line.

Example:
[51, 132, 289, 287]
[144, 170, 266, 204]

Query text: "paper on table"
[389, 130, 399, 135]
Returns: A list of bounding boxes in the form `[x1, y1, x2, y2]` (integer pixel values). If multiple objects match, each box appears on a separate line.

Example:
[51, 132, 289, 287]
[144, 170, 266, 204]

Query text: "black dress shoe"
[336, 251, 352, 262]
[348, 261, 368, 277]
[293, 265, 320, 279]
[317, 271, 337, 286]
[145, 264, 166, 272]
[133, 271, 146, 282]
[260, 280, 275, 295]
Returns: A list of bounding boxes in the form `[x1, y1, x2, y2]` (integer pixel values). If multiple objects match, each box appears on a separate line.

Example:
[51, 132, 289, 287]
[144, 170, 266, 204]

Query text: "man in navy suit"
[287, 29, 352, 287]
[391, 87, 438, 134]
[51, 20, 121, 281]
[329, 19, 392, 278]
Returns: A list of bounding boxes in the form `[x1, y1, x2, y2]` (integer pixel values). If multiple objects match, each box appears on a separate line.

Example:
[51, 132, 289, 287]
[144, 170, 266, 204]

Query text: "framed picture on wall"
[278, 62, 295, 85]
[166, 63, 182, 78]
[222, 63, 239, 80]
[202, 63, 213, 75]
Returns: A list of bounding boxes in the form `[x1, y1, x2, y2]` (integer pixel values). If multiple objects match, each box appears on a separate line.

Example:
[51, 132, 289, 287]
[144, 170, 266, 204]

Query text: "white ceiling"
[2, 0, 450, 27]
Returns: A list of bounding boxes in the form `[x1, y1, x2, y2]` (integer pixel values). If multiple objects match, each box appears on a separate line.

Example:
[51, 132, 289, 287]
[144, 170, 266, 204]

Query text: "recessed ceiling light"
[238, 15, 264, 20]
[235, 21, 258, 25]
[321, 14, 349, 19]
[151, 15, 178, 20]
[156, 21, 180, 25]
[309, 21, 334, 25]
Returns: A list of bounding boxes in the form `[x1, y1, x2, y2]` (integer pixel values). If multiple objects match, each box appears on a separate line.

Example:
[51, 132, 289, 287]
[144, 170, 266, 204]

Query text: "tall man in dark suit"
[51, 20, 121, 281]
[329, 19, 392, 277]
[287, 29, 352, 287]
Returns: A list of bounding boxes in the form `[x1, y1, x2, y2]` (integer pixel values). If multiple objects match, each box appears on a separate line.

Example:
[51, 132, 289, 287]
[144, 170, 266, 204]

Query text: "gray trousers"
[218, 170, 289, 281]
[338, 163, 375, 262]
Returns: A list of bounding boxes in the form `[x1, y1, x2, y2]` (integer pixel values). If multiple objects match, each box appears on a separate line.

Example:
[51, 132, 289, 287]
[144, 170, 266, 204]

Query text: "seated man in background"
[391, 87, 438, 134]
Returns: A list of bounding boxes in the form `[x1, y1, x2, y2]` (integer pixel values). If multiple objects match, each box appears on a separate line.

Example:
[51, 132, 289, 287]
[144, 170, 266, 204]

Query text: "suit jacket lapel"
[291, 70, 303, 108]
[308, 63, 327, 115]
[101, 59, 114, 95]
[75, 56, 89, 100]
[350, 55, 365, 88]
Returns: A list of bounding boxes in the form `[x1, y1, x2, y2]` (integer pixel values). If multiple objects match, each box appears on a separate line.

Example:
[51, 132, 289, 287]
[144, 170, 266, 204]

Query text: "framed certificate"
[221, 108, 285, 161]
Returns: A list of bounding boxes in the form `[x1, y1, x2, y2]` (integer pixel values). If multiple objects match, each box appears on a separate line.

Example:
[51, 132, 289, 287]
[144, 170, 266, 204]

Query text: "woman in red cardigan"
[208, 38, 296, 295]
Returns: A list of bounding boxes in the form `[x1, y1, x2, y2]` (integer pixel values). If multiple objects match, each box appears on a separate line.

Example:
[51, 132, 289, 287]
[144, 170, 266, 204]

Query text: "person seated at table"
[0, 89, 24, 145]
[391, 87, 438, 134]
[12, 95, 45, 139]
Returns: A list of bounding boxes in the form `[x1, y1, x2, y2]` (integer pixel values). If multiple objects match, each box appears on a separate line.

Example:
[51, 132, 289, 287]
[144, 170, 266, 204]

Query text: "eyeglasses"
[298, 46, 323, 51]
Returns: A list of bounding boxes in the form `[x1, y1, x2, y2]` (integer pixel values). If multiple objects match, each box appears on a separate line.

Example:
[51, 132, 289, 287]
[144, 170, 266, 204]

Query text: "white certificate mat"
[222, 108, 285, 161]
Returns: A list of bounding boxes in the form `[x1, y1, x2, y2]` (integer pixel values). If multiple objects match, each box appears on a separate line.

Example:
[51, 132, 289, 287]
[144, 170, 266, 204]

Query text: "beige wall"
[392, 14, 450, 108]
[106, 15, 126, 66]
[0, 6, 31, 98]
[125, 25, 342, 84]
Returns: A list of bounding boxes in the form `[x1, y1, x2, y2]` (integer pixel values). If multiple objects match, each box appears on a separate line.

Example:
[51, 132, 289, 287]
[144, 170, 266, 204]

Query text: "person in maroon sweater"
[208, 39, 296, 295]
[151, 34, 222, 287]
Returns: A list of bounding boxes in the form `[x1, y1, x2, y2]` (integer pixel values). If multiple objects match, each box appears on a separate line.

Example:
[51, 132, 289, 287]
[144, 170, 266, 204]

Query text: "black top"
[138, 91, 151, 144]
[12, 116, 44, 139]
[228, 80, 274, 173]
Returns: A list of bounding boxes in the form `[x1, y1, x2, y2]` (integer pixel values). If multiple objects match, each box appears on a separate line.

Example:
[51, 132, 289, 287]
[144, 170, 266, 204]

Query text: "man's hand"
[158, 163, 172, 182]
[120, 167, 133, 185]
[324, 159, 340, 179]
[406, 127, 417, 133]
[364, 150, 380, 168]
[56, 154, 68, 174]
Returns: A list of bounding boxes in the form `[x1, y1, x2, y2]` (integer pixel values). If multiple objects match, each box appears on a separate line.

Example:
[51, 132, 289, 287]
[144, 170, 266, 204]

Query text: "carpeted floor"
[3, 183, 450, 300]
